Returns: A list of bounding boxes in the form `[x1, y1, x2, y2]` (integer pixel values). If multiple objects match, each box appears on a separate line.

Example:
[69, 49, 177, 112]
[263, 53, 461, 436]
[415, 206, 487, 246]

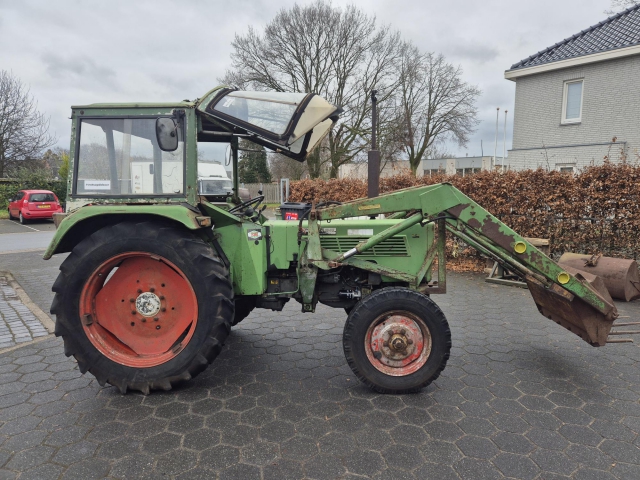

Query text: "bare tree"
[269, 153, 309, 181]
[222, 0, 400, 178]
[0, 71, 56, 178]
[606, 0, 639, 14]
[395, 43, 480, 175]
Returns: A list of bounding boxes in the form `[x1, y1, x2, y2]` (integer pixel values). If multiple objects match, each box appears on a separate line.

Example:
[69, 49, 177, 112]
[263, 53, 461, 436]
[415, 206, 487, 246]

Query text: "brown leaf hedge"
[289, 163, 640, 261]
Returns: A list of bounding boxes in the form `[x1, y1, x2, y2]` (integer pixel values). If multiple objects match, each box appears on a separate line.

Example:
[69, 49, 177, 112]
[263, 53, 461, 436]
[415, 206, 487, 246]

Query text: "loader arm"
[312, 183, 618, 346]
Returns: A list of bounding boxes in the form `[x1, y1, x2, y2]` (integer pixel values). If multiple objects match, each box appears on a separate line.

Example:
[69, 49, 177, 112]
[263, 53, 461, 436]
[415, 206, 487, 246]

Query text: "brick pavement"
[0, 263, 639, 479]
[0, 275, 49, 350]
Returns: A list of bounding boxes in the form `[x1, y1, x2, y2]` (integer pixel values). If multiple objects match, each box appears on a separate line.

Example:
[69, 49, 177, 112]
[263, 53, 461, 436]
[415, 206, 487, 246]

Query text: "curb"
[1, 271, 56, 333]
[0, 271, 56, 355]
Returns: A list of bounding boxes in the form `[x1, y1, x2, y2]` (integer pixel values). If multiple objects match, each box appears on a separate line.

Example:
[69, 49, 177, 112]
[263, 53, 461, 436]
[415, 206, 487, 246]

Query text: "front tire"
[50, 220, 234, 394]
[343, 287, 451, 394]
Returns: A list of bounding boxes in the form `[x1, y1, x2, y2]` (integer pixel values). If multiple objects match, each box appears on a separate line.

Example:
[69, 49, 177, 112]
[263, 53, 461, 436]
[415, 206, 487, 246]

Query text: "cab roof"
[71, 101, 195, 109]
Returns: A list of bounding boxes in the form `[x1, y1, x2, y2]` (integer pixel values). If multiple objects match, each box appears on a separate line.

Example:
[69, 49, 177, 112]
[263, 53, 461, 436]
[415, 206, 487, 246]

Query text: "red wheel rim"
[365, 311, 432, 376]
[79, 252, 198, 368]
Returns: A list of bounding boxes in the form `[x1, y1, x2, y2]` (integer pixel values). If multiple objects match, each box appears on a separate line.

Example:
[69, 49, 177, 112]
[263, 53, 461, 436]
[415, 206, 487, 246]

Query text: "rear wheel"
[51, 220, 234, 394]
[343, 287, 451, 394]
[19, 212, 26, 224]
[7, 208, 14, 220]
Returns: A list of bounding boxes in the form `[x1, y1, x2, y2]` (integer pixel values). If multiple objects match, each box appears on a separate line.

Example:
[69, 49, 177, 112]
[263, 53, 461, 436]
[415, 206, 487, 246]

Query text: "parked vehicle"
[197, 162, 249, 201]
[7, 190, 63, 224]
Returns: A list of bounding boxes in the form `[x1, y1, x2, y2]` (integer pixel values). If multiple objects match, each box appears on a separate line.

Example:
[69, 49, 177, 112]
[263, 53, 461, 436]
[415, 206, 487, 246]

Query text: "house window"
[562, 80, 583, 124]
[557, 164, 576, 173]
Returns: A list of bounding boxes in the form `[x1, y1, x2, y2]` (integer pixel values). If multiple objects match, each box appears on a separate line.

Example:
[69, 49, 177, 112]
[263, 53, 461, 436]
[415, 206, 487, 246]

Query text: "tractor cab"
[65, 86, 338, 212]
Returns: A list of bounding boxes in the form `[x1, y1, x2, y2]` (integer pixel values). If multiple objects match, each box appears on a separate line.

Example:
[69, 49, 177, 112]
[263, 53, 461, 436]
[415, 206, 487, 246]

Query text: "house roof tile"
[510, 5, 640, 70]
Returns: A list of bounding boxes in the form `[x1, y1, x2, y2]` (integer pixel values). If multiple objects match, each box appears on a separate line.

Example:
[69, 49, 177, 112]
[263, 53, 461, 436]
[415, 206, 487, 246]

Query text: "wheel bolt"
[400, 329, 406, 335]
[129, 298, 134, 303]
[130, 322, 135, 326]
[141, 318, 146, 323]
[150, 287, 155, 292]
[156, 325, 161, 330]
[137, 289, 142, 294]
[159, 296, 165, 300]
[161, 308, 166, 312]
[154, 317, 159, 322]
[408, 339, 413, 345]
[131, 311, 136, 315]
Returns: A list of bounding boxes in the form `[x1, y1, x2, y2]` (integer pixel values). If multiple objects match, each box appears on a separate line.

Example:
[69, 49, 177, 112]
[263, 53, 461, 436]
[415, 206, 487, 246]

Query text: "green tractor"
[46, 87, 618, 394]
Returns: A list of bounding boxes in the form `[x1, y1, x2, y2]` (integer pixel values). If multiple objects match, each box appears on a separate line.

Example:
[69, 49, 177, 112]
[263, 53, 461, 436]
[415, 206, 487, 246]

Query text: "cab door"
[197, 89, 339, 161]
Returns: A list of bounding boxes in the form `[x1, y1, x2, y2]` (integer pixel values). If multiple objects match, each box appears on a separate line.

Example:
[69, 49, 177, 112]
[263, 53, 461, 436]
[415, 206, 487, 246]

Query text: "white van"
[197, 163, 233, 196]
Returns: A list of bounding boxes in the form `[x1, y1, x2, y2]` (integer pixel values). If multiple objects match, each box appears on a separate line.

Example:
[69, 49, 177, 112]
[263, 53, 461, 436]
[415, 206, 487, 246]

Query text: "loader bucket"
[559, 253, 640, 302]
[525, 266, 617, 346]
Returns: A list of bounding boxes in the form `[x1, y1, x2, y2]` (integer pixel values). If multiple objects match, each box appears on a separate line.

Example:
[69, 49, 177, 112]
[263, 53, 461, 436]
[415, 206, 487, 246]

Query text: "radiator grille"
[320, 235, 409, 256]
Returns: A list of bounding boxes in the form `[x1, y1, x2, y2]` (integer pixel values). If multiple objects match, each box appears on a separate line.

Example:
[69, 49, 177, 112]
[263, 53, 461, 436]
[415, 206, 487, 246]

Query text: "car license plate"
[38, 205, 51, 209]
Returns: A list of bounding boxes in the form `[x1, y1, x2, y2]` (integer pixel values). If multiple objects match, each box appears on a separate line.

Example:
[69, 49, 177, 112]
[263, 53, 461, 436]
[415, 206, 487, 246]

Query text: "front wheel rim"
[364, 310, 432, 376]
[79, 252, 199, 368]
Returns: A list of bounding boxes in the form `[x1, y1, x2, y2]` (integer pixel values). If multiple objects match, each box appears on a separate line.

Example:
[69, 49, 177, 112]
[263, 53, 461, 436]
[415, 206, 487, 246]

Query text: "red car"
[7, 190, 63, 224]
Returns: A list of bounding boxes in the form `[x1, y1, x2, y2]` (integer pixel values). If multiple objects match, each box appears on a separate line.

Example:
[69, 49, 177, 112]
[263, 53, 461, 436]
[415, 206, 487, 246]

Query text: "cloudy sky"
[0, 0, 620, 160]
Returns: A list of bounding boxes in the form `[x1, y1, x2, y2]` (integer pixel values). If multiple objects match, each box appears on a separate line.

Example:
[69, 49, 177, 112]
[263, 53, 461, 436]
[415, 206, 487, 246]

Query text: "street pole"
[493, 107, 499, 170]
[367, 89, 380, 198]
[502, 110, 508, 173]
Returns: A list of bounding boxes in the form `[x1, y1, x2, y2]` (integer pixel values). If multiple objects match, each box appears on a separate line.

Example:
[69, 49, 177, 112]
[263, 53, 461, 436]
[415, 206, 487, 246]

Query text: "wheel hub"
[365, 313, 432, 376]
[136, 292, 161, 317]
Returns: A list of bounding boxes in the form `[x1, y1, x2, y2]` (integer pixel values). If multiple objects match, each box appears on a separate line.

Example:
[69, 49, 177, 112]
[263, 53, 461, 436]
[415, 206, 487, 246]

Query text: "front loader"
[46, 87, 618, 394]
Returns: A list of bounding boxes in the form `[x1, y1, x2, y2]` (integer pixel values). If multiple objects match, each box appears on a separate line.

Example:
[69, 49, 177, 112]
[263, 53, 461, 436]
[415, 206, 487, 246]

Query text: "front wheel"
[51, 220, 234, 394]
[343, 287, 451, 394]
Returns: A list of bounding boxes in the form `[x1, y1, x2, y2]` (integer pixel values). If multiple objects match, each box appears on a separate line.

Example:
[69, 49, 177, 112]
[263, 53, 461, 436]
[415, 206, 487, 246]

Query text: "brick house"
[505, 5, 640, 171]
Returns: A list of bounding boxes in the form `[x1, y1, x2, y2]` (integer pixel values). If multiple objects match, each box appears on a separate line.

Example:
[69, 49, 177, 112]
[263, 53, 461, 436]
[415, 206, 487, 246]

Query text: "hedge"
[289, 163, 640, 261]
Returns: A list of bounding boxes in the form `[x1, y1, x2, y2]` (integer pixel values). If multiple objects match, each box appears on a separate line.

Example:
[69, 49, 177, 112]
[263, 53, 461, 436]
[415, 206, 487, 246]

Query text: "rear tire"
[19, 212, 26, 224]
[343, 287, 451, 394]
[50, 220, 234, 394]
[7, 208, 14, 220]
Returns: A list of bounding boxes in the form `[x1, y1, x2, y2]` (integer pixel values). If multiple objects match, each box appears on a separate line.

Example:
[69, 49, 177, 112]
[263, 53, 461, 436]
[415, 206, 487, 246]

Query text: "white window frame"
[561, 79, 584, 125]
[557, 164, 576, 173]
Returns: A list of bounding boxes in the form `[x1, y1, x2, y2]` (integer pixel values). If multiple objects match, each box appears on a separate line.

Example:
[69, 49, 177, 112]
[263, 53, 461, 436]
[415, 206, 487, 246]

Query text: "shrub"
[289, 163, 640, 260]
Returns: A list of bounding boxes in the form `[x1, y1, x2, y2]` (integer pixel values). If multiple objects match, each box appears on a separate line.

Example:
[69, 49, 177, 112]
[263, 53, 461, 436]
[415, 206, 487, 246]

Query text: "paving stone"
[455, 435, 499, 459]
[199, 444, 239, 470]
[492, 452, 540, 480]
[304, 453, 346, 479]
[344, 449, 386, 477]
[5, 445, 54, 471]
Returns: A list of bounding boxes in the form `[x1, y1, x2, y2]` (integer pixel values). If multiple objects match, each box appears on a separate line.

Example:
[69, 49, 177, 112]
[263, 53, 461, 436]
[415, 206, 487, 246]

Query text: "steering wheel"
[229, 195, 265, 214]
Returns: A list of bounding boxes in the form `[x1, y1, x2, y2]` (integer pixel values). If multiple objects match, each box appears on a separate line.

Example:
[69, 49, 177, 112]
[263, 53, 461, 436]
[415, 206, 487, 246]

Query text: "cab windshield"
[74, 117, 185, 196]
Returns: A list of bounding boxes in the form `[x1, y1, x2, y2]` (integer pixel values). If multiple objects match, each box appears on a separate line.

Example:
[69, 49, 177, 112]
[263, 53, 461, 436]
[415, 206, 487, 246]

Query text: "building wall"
[508, 55, 640, 170]
[424, 156, 494, 176]
[339, 160, 423, 179]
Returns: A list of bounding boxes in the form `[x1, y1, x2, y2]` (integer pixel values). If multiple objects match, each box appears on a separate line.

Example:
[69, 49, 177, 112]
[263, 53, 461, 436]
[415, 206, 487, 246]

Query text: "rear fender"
[43, 205, 205, 259]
